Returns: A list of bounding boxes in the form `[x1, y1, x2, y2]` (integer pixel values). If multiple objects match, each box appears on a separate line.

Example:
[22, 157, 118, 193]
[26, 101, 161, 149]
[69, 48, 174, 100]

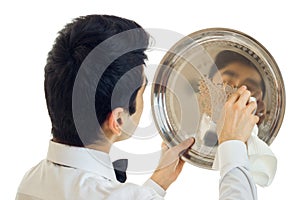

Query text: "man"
[16, 15, 259, 199]
[210, 50, 265, 200]
[16, 14, 194, 200]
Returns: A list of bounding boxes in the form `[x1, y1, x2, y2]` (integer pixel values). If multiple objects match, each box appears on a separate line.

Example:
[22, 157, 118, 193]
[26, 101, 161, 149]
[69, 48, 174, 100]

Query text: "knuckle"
[236, 90, 243, 95]
[249, 101, 257, 109]
[255, 115, 260, 122]
[252, 116, 259, 124]
[233, 103, 242, 111]
[242, 108, 248, 114]
[228, 94, 237, 101]
[244, 90, 251, 97]
[224, 101, 231, 108]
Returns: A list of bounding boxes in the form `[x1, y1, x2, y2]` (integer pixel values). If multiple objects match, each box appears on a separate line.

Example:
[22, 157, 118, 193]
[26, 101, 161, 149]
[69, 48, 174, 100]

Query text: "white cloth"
[213, 125, 277, 187]
[16, 141, 166, 200]
[218, 141, 257, 200]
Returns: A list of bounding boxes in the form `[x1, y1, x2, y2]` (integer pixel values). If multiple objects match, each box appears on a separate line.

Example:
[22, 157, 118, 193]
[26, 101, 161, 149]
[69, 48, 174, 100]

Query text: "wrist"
[143, 179, 167, 197]
[150, 172, 170, 190]
[218, 135, 246, 144]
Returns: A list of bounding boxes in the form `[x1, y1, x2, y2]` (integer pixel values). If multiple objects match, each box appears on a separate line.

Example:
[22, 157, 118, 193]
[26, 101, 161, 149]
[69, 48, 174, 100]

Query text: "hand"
[150, 138, 195, 190]
[252, 90, 266, 125]
[217, 86, 259, 144]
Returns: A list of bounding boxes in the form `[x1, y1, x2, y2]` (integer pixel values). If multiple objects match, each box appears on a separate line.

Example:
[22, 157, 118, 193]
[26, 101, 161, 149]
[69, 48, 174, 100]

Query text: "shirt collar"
[47, 141, 117, 182]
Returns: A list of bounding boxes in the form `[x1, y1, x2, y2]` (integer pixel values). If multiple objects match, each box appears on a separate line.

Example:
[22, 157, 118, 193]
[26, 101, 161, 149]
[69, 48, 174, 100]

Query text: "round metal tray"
[151, 28, 285, 169]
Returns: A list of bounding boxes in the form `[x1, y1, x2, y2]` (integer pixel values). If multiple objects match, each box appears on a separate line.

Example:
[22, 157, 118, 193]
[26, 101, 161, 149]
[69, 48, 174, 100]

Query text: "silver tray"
[151, 28, 285, 169]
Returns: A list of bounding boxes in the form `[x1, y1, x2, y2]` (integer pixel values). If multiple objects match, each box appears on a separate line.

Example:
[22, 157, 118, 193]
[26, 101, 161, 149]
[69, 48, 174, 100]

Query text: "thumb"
[161, 142, 168, 153]
[171, 137, 195, 155]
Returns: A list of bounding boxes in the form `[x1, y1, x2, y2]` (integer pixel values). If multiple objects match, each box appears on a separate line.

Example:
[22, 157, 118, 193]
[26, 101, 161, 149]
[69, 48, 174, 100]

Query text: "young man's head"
[44, 15, 149, 147]
[209, 50, 266, 123]
[209, 50, 264, 95]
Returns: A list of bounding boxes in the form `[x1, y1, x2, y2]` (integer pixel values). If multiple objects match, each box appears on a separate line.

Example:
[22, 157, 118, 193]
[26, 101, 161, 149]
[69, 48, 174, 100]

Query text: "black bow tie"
[112, 159, 128, 183]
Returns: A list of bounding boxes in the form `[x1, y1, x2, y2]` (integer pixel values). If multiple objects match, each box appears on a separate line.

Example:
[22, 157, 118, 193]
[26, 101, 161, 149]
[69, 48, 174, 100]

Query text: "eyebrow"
[222, 70, 238, 78]
[244, 78, 260, 88]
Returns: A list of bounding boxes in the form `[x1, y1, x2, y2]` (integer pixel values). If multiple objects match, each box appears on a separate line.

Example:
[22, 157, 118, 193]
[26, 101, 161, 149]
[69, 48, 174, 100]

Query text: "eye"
[244, 83, 259, 95]
[246, 85, 254, 93]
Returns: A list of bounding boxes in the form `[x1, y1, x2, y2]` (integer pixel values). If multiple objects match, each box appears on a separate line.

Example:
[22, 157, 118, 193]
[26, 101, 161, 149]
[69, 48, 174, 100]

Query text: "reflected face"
[212, 62, 263, 97]
[212, 61, 266, 123]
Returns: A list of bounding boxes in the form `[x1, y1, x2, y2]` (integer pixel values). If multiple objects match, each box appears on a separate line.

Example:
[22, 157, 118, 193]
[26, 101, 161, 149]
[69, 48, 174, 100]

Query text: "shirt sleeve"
[105, 179, 165, 200]
[218, 140, 258, 200]
[143, 179, 166, 197]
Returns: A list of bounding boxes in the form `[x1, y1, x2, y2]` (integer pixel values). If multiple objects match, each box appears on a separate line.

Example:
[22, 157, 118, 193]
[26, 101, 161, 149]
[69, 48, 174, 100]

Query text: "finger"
[252, 115, 260, 124]
[256, 100, 266, 117]
[161, 142, 168, 149]
[161, 142, 168, 153]
[227, 85, 247, 104]
[237, 89, 251, 106]
[252, 90, 263, 101]
[246, 101, 257, 115]
[171, 137, 195, 155]
[175, 159, 185, 175]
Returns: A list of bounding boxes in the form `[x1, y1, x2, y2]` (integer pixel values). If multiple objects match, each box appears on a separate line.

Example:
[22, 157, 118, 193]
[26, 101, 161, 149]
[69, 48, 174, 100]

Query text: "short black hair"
[209, 50, 256, 77]
[209, 50, 266, 96]
[44, 15, 149, 146]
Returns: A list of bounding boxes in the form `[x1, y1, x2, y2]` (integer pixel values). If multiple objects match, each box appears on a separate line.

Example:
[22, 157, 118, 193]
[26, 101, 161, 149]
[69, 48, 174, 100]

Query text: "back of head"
[44, 15, 149, 146]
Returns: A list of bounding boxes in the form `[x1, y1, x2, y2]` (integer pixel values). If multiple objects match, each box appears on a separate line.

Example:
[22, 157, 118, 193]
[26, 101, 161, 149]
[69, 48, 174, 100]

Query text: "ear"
[108, 107, 124, 136]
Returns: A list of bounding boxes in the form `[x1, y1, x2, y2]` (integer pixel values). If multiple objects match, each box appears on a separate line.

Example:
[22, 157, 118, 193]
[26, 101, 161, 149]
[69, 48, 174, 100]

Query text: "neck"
[86, 141, 112, 153]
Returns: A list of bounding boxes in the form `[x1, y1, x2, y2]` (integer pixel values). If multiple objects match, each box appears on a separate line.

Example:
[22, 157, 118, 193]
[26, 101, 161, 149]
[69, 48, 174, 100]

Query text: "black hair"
[44, 15, 149, 146]
[209, 50, 256, 77]
[209, 50, 266, 96]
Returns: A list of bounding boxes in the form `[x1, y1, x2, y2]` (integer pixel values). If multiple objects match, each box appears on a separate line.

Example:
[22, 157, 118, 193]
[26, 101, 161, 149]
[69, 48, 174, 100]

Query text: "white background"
[1, 0, 299, 199]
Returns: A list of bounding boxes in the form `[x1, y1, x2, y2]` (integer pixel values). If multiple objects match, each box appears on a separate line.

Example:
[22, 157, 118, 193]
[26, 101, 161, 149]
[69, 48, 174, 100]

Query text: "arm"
[105, 181, 165, 200]
[106, 138, 194, 200]
[217, 86, 259, 200]
[150, 138, 195, 190]
[218, 141, 257, 200]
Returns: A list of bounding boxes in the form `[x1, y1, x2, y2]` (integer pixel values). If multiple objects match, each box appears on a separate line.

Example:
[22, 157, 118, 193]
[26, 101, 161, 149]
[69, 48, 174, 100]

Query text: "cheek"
[140, 97, 144, 110]
[131, 94, 144, 123]
[136, 96, 144, 118]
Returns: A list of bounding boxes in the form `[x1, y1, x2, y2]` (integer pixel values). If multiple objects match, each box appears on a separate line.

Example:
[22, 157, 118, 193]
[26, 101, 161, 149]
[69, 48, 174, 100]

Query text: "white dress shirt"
[16, 140, 257, 200]
[214, 125, 277, 187]
[16, 141, 166, 200]
[218, 140, 258, 200]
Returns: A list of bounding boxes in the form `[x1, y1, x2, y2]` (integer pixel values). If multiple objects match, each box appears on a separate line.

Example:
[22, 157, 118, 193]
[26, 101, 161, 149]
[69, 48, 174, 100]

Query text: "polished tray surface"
[151, 28, 285, 169]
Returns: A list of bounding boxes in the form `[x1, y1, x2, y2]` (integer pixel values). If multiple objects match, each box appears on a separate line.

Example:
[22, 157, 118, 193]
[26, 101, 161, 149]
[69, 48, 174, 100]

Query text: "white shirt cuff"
[143, 179, 166, 197]
[218, 140, 249, 178]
